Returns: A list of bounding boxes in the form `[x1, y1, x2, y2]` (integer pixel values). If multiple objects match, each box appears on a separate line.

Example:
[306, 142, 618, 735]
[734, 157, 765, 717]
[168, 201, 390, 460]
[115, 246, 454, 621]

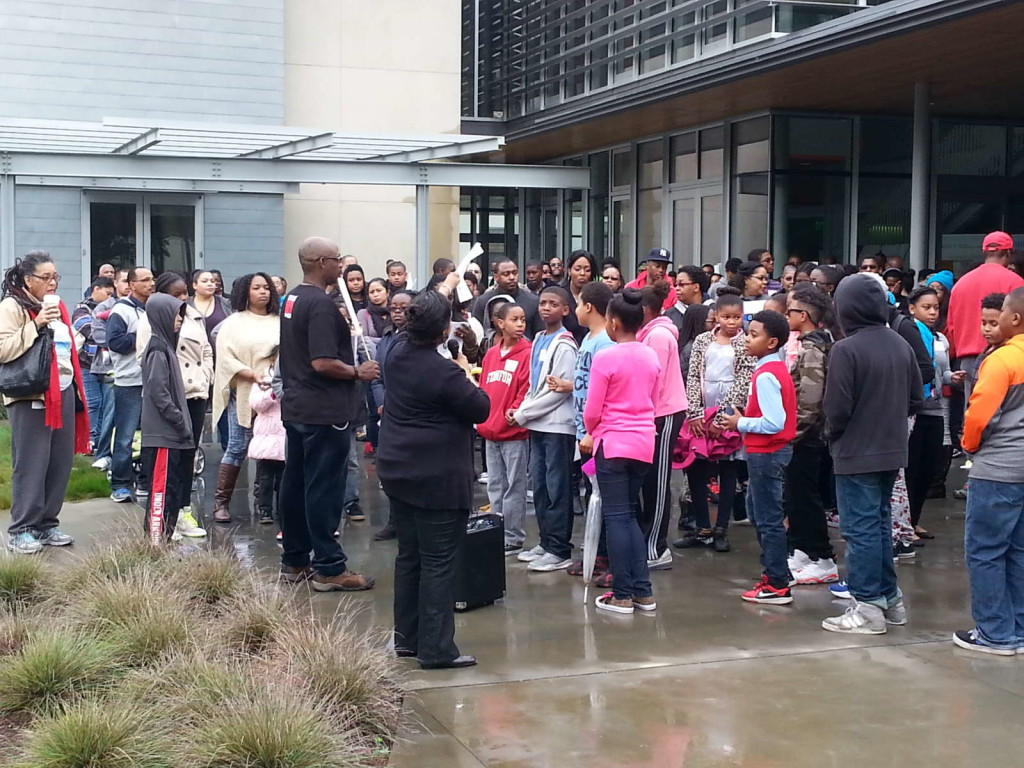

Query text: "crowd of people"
[2, 229, 1024, 667]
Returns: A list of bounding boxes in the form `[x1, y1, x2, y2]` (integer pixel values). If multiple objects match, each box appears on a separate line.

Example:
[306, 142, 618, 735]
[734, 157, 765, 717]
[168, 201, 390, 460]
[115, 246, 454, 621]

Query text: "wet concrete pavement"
[7, 451, 1024, 767]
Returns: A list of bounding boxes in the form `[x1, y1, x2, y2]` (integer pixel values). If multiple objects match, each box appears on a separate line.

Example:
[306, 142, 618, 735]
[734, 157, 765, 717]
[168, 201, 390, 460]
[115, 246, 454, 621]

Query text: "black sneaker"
[673, 530, 713, 549]
[345, 502, 366, 522]
[894, 542, 916, 560]
[258, 509, 275, 525]
[374, 525, 397, 541]
[712, 527, 731, 553]
[504, 542, 524, 557]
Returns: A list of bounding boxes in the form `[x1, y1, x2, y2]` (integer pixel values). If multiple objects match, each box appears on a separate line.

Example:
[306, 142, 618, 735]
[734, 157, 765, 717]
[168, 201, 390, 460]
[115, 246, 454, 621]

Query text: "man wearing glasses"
[105, 267, 155, 504]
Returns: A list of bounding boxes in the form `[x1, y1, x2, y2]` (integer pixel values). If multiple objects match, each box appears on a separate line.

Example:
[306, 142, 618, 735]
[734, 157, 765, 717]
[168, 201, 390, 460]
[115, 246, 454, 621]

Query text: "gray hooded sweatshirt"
[140, 293, 193, 450]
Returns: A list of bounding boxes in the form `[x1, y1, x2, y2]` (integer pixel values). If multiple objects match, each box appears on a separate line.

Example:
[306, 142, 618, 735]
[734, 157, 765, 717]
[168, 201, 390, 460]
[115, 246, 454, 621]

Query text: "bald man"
[278, 236, 378, 591]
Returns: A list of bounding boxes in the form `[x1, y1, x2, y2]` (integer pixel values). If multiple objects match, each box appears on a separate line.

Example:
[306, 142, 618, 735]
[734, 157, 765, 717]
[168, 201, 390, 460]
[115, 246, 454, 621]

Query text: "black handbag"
[0, 324, 53, 398]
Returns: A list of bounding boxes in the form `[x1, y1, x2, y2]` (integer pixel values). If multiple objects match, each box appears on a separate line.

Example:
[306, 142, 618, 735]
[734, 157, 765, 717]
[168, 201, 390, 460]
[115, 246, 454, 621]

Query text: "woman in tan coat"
[0, 251, 90, 554]
[211, 272, 279, 522]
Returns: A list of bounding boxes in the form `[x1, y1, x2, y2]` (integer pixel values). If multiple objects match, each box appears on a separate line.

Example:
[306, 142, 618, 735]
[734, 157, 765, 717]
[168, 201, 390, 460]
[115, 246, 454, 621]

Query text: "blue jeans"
[596, 448, 652, 601]
[835, 471, 900, 608]
[280, 421, 351, 577]
[964, 478, 1024, 649]
[92, 374, 116, 460]
[529, 431, 575, 560]
[221, 394, 253, 467]
[110, 384, 142, 491]
[81, 370, 103, 449]
[746, 446, 792, 588]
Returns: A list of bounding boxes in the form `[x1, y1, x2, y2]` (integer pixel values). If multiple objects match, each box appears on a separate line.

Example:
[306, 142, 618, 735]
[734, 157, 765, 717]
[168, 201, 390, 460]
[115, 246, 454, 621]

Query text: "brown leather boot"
[213, 463, 241, 523]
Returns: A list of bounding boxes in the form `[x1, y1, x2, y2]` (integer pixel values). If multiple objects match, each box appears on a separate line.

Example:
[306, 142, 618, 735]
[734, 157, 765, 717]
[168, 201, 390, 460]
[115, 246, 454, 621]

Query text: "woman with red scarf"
[0, 251, 90, 555]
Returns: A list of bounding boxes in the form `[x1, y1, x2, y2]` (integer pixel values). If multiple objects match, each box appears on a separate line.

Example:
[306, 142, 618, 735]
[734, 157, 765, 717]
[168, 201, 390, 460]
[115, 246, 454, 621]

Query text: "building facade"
[459, 0, 1024, 277]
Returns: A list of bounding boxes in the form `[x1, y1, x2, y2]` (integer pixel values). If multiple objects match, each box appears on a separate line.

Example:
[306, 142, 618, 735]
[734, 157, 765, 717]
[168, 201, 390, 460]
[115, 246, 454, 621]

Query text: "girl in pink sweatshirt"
[582, 288, 661, 616]
[636, 280, 689, 568]
[248, 353, 285, 528]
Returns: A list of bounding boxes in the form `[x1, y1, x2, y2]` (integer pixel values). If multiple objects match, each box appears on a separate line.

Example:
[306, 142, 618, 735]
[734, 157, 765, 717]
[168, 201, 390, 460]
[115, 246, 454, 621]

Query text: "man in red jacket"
[947, 231, 1023, 397]
[626, 248, 675, 310]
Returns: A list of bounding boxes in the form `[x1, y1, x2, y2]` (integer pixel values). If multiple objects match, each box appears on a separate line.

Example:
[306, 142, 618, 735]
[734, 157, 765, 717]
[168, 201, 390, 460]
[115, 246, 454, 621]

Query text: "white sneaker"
[175, 508, 207, 538]
[516, 544, 545, 563]
[822, 601, 887, 635]
[477, 472, 489, 485]
[526, 489, 534, 504]
[647, 549, 673, 571]
[528, 552, 573, 572]
[793, 558, 839, 585]
[91, 456, 111, 471]
[787, 549, 812, 574]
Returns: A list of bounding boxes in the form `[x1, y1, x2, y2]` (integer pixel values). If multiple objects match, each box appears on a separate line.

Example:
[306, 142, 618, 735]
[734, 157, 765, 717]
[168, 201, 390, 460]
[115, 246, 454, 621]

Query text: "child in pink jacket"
[249, 357, 285, 527]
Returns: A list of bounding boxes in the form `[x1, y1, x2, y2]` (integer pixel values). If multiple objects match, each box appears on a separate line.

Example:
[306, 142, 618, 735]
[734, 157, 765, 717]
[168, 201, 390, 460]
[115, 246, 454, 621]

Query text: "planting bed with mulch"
[0, 537, 403, 767]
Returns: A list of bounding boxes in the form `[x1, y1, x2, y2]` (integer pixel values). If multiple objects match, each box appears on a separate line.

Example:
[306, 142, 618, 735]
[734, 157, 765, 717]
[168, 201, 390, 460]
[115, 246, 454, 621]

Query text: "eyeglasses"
[676, 281, 697, 287]
[785, 308, 807, 317]
[29, 273, 60, 284]
[321, 255, 341, 262]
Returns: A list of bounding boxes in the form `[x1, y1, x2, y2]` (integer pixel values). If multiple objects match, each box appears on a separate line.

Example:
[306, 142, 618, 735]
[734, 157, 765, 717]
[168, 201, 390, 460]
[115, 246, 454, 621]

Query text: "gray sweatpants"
[8, 387, 75, 536]
[485, 438, 529, 546]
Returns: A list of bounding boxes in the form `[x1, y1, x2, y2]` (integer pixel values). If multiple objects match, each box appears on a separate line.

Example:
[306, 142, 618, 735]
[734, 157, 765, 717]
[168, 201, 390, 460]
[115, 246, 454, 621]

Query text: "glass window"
[1012, 127, 1024, 177]
[612, 197, 633, 270]
[89, 202, 138, 275]
[589, 152, 610, 260]
[612, 150, 634, 189]
[638, 188, 663, 253]
[857, 177, 910, 266]
[934, 123, 1007, 176]
[671, 11, 696, 63]
[735, 1, 773, 42]
[701, 195, 724, 267]
[670, 133, 697, 183]
[672, 197, 695, 266]
[703, 1, 730, 50]
[638, 140, 664, 189]
[731, 173, 769, 258]
[149, 204, 196, 277]
[774, 116, 852, 172]
[774, 174, 850, 264]
[733, 117, 770, 174]
[860, 118, 913, 175]
[699, 127, 725, 179]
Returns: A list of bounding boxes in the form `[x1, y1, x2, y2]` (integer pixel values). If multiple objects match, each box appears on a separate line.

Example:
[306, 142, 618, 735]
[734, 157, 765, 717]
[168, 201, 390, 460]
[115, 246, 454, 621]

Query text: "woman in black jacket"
[377, 288, 490, 670]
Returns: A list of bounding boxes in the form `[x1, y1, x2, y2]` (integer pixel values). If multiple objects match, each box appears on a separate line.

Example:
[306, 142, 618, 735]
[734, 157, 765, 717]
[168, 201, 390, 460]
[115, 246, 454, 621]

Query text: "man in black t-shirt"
[278, 236, 379, 591]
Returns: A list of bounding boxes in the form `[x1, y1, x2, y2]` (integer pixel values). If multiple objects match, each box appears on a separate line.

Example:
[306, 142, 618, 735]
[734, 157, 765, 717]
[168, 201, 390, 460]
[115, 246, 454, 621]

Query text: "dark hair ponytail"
[608, 287, 645, 333]
[2, 250, 54, 308]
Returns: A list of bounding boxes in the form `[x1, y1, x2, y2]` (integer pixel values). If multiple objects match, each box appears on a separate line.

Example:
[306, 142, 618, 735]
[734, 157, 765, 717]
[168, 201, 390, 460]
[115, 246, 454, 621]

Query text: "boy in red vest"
[720, 310, 797, 605]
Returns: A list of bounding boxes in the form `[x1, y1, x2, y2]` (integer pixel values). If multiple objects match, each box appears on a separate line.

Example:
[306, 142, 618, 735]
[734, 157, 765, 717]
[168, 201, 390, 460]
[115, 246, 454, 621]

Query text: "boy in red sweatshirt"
[478, 302, 532, 555]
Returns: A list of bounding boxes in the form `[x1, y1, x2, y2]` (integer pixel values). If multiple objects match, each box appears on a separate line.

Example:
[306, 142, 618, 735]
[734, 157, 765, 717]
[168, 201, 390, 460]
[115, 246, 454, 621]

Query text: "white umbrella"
[581, 458, 602, 605]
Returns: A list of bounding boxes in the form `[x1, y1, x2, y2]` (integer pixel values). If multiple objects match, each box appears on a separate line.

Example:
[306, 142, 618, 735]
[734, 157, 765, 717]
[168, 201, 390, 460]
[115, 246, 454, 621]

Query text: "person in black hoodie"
[139, 293, 193, 544]
[822, 274, 922, 635]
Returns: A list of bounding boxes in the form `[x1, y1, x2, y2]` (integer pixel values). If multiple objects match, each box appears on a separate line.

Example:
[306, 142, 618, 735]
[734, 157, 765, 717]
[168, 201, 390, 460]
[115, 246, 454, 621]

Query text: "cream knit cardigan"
[213, 310, 279, 429]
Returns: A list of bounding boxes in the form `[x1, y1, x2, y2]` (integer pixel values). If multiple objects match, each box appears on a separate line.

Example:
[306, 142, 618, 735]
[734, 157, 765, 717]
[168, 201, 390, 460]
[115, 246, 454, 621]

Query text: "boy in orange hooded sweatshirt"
[478, 302, 532, 556]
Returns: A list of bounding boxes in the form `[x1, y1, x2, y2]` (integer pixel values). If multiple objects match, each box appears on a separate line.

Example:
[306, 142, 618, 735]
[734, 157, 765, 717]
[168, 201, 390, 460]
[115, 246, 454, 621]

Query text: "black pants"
[391, 498, 468, 665]
[255, 459, 285, 517]
[907, 414, 945, 528]
[181, 398, 206, 483]
[280, 422, 351, 577]
[638, 412, 684, 559]
[142, 447, 191, 542]
[686, 458, 739, 530]
[784, 442, 835, 561]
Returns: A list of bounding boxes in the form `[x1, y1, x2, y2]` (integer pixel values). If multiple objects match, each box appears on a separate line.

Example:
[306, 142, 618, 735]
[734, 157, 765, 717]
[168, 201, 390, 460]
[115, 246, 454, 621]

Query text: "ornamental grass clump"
[166, 548, 244, 609]
[0, 632, 118, 715]
[217, 581, 298, 656]
[0, 553, 50, 612]
[13, 698, 173, 768]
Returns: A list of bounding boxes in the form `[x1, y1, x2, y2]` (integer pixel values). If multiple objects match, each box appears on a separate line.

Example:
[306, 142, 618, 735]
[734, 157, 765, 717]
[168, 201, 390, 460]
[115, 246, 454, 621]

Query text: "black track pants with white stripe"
[638, 411, 685, 560]
[142, 447, 191, 543]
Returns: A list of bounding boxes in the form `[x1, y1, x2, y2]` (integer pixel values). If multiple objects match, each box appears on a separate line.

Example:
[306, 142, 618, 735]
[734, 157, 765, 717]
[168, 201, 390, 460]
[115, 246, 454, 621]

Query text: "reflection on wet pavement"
[19, 448, 1024, 767]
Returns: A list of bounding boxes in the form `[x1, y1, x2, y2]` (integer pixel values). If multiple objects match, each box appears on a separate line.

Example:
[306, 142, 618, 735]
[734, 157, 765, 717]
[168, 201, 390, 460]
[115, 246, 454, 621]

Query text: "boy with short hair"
[513, 286, 579, 572]
[386, 261, 408, 294]
[955, 288, 1024, 655]
[720, 310, 797, 605]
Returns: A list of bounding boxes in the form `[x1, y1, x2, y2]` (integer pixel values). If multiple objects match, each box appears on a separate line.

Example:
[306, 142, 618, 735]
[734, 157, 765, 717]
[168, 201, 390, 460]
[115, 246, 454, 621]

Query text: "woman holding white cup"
[0, 251, 91, 554]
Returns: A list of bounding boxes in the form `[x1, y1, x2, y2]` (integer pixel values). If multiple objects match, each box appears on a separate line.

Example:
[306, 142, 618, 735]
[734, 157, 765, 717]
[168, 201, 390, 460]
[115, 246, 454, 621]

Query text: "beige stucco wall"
[282, 0, 462, 288]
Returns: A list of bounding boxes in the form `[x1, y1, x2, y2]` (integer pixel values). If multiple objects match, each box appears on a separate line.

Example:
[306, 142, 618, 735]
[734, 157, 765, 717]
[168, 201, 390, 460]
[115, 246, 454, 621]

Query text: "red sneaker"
[741, 575, 793, 605]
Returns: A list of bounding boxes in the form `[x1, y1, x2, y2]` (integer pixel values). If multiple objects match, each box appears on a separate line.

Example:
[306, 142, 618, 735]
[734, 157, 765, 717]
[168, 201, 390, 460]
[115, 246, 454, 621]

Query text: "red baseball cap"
[982, 231, 1014, 251]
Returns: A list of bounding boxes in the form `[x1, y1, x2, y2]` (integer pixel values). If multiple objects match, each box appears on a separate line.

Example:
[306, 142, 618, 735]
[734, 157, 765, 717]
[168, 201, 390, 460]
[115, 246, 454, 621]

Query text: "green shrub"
[275, 616, 402, 738]
[14, 699, 172, 768]
[0, 553, 49, 612]
[65, 576, 190, 666]
[184, 690, 359, 768]
[0, 632, 118, 715]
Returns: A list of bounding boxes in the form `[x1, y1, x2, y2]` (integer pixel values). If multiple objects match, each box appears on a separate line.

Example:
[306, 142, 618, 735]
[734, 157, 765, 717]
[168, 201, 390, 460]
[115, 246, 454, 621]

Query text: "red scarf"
[27, 300, 91, 454]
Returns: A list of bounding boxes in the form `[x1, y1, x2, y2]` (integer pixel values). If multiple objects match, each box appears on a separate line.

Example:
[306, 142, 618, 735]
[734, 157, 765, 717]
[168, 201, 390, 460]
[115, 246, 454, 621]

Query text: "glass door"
[670, 188, 724, 268]
[145, 196, 202, 277]
[84, 195, 142, 278]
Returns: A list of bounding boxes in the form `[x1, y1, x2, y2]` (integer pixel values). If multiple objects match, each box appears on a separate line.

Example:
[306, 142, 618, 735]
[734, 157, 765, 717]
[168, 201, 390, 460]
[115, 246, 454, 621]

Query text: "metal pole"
[909, 82, 931, 274]
[415, 184, 430, 285]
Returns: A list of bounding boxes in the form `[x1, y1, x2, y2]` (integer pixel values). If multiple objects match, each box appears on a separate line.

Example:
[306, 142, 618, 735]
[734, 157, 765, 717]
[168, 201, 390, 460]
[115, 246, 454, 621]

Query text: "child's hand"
[718, 407, 743, 432]
[951, 370, 967, 385]
[545, 375, 571, 393]
[505, 408, 518, 425]
[579, 434, 594, 456]
[688, 417, 706, 438]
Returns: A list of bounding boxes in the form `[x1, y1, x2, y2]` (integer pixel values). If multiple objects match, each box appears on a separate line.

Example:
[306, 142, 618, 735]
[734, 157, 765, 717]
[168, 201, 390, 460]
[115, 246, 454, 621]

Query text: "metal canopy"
[0, 117, 510, 164]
